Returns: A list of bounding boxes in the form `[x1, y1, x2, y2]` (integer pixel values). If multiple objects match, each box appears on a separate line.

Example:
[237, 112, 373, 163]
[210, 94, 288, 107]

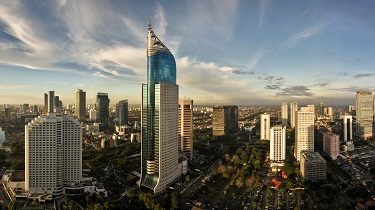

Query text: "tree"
[235, 177, 244, 188]
[8, 200, 16, 210]
[170, 192, 180, 210]
[224, 153, 231, 162]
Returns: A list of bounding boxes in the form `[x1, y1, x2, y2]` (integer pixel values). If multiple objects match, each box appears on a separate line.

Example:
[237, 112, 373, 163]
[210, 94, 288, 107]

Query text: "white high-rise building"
[260, 114, 270, 140]
[281, 102, 288, 127]
[290, 102, 298, 128]
[89, 109, 97, 121]
[294, 106, 315, 162]
[270, 126, 286, 162]
[356, 91, 373, 139]
[179, 99, 193, 160]
[341, 114, 353, 142]
[25, 113, 82, 196]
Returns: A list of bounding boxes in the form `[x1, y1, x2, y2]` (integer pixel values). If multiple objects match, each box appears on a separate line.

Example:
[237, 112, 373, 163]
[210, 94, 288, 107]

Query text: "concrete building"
[116, 99, 129, 126]
[290, 102, 298, 128]
[140, 20, 180, 195]
[270, 126, 286, 162]
[319, 102, 324, 117]
[323, 133, 340, 160]
[89, 109, 97, 121]
[260, 114, 270, 140]
[356, 91, 373, 139]
[341, 114, 353, 142]
[48, 90, 55, 113]
[25, 113, 82, 197]
[300, 151, 326, 181]
[327, 107, 333, 118]
[294, 106, 314, 162]
[179, 99, 193, 160]
[96, 93, 110, 125]
[281, 102, 288, 127]
[212, 105, 238, 136]
[75, 89, 86, 122]
[43, 93, 48, 114]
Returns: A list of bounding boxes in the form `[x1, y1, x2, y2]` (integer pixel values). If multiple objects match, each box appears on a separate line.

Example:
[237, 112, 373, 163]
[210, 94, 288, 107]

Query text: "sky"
[1, 0, 375, 106]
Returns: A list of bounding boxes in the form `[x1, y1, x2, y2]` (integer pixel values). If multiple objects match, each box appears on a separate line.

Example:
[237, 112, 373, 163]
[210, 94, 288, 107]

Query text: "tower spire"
[148, 17, 152, 31]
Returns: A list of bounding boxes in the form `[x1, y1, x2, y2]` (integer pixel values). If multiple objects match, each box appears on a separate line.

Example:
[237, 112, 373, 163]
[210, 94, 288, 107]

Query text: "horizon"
[1, 1, 375, 105]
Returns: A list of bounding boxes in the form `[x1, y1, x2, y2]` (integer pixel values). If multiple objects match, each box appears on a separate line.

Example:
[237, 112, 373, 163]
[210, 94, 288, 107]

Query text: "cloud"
[353, 73, 374, 78]
[277, 86, 313, 97]
[45, 81, 68, 85]
[231, 70, 255, 75]
[339, 58, 362, 63]
[259, 0, 268, 26]
[258, 75, 285, 90]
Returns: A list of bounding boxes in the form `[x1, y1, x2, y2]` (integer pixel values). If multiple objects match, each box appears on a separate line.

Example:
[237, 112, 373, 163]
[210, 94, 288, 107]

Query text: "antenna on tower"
[148, 17, 152, 31]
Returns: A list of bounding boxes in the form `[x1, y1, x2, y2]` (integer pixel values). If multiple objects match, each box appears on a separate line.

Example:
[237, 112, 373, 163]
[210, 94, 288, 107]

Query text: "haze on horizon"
[0, 0, 374, 106]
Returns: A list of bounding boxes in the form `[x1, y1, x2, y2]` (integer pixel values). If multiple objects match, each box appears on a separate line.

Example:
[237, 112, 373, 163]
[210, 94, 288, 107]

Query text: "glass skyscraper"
[140, 20, 180, 195]
[96, 92, 110, 125]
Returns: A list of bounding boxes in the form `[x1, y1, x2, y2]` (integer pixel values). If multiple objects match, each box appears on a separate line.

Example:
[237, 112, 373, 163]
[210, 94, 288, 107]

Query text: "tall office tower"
[117, 100, 129, 126]
[4, 108, 10, 123]
[48, 90, 55, 113]
[290, 102, 298, 128]
[270, 126, 286, 162]
[213, 105, 238, 136]
[43, 93, 48, 114]
[300, 151, 326, 181]
[25, 113, 82, 196]
[341, 114, 353, 142]
[140, 20, 180, 195]
[179, 99, 193, 160]
[323, 132, 340, 160]
[23, 104, 30, 113]
[96, 93, 110, 125]
[54, 96, 60, 109]
[327, 107, 333, 117]
[281, 102, 288, 127]
[294, 106, 314, 162]
[356, 91, 373, 139]
[260, 114, 270, 140]
[319, 102, 324, 117]
[75, 89, 86, 122]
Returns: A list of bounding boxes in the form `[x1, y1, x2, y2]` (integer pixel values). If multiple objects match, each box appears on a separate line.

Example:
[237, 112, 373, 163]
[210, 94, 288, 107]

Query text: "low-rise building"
[300, 151, 326, 181]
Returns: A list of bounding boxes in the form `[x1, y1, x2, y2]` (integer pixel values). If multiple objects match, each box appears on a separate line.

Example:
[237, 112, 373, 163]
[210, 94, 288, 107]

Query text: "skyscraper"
[48, 90, 55, 113]
[260, 114, 270, 140]
[270, 126, 286, 162]
[290, 102, 298, 128]
[356, 91, 373, 139]
[294, 106, 314, 162]
[179, 99, 193, 160]
[281, 102, 288, 127]
[341, 114, 353, 142]
[212, 105, 238, 136]
[323, 132, 340, 160]
[319, 102, 324, 117]
[117, 99, 129, 126]
[96, 93, 110, 125]
[75, 89, 86, 122]
[140, 20, 180, 195]
[43, 93, 48, 114]
[25, 113, 82, 196]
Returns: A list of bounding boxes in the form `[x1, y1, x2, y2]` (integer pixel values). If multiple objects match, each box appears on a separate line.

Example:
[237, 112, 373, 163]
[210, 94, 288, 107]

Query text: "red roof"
[269, 178, 282, 189]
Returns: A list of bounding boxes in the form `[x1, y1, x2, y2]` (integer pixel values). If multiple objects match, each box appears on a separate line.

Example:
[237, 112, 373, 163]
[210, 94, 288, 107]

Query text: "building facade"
[260, 114, 270, 140]
[341, 114, 353, 142]
[48, 90, 55, 113]
[212, 105, 238, 136]
[290, 102, 298, 128]
[323, 132, 340, 160]
[140, 20, 180, 195]
[179, 99, 193, 160]
[300, 151, 326, 181]
[281, 102, 288, 127]
[75, 89, 86, 122]
[294, 106, 314, 162]
[96, 93, 110, 125]
[270, 126, 286, 162]
[117, 99, 129, 126]
[25, 113, 82, 196]
[356, 91, 373, 139]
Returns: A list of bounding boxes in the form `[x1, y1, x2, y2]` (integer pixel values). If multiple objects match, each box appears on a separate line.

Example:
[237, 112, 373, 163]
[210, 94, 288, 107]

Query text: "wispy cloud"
[353, 73, 375, 78]
[259, 0, 268, 26]
[277, 85, 313, 97]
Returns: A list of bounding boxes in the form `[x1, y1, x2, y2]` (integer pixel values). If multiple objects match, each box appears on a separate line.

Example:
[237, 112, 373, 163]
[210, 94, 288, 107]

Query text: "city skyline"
[1, 1, 375, 105]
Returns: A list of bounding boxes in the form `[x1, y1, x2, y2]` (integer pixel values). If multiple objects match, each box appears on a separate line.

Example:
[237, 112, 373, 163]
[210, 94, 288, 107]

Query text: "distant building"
[323, 133, 340, 160]
[290, 102, 298, 128]
[260, 114, 270, 140]
[344, 141, 355, 151]
[4, 108, 10, 123]
[89, 109, 97, 121]
[179, 99, 193, 160]
[356, 91, 373, 139]
[75, 89, 86, 122]
[300, 151, 326, 181]
[117, 99, 128, 126]
[43, 93, 48, 114]
[294, 106, 314, 162]
[96, 93, 110, 125]
[327, 107, 333, 117]
[341, 114, 353, 142]
[212, 105, 238, 136]
[281, 102, 288, 127]
[48, 90, 55, 113]
[319, 102, 324, 117]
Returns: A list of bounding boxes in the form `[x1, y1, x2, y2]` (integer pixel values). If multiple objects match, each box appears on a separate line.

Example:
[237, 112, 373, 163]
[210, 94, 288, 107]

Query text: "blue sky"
[0, 0, 375, 106]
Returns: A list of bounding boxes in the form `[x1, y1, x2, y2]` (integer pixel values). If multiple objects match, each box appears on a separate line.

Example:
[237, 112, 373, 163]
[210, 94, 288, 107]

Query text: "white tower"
[290, 102, 298, 128]
[260, 114, 270, 140]
[270, 126, 286, 162]
[356, 91, 373, 139]
[341, 114, 353, 142]
[179, 99, 193, 160]
[294, 106, 314, 162]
